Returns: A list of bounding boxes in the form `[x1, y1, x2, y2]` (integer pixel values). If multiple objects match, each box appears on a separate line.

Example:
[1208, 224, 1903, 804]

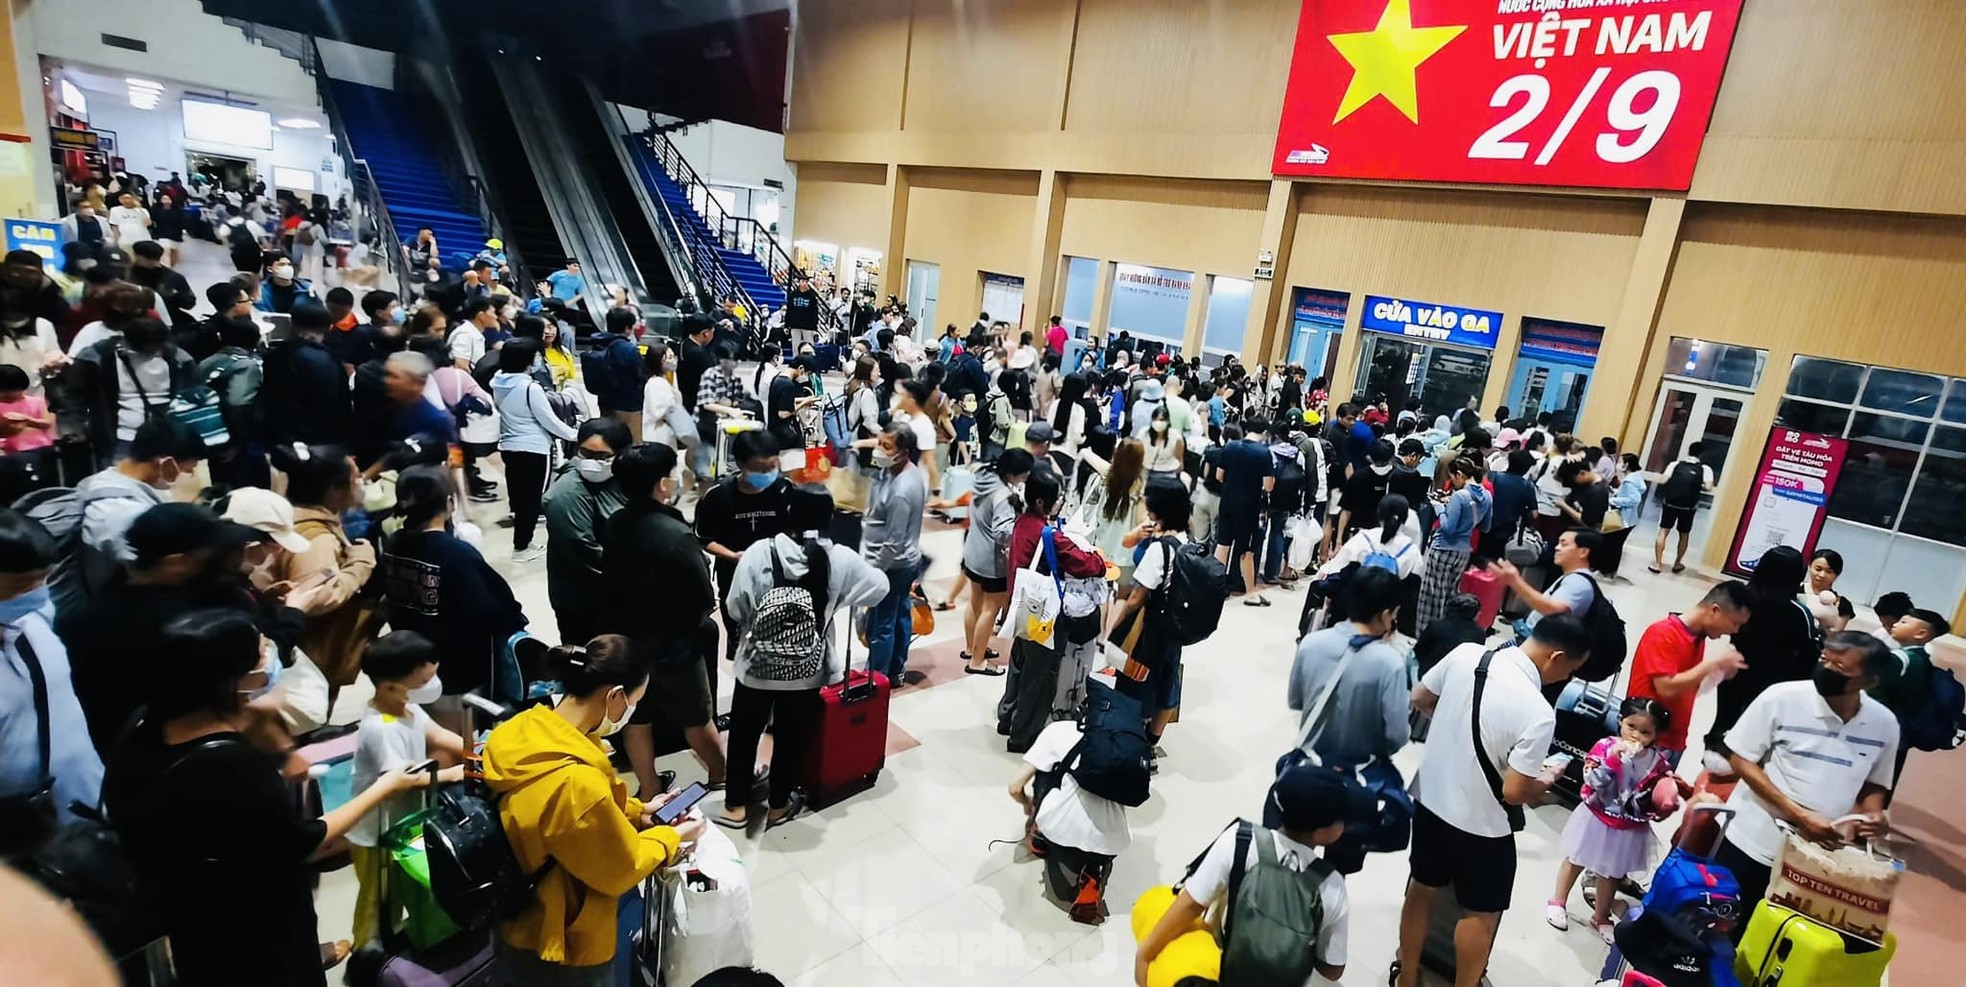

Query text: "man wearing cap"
[58, 503, 253, 756]
[1135, 766, 1354, 985]
[0, 250, 73, 330]
[766, 356, 821, 457]
[1023, 420, 1069, 480]
[474, 239, 509, 280]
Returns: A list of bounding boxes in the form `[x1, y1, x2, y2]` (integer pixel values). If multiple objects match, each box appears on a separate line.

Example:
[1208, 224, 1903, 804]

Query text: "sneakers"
[512, 544, 546, 563]
[1545, 901, 1570, 931]
[468, 488, 501, 503]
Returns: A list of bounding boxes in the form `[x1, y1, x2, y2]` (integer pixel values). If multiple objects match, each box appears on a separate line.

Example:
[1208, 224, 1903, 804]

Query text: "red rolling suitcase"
[1458, 566, 1505, 630]
[805, 610, 891, 809]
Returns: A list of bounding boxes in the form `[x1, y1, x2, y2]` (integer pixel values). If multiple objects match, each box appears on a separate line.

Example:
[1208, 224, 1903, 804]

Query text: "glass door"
[1642, 380, 1753, 499]
[905, 261, 939, 334]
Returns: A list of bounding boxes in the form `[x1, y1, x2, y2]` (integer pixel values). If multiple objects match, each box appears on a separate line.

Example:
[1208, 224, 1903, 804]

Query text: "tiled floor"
[308, 459, 1772, 986]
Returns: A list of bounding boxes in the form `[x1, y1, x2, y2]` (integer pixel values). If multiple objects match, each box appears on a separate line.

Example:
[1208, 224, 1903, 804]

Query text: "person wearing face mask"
[346, 630, 466, 950]
[58, 503, 253, 757]
[766, 355, 822, 461]
[258, 447, 378, 699]
[1714, 630, 1898, 923]
[380, 466, 529, 715]
[493, 338, 583, 564]
[695, 430, 797, 712]
[638, 341, 700, 490]
[482, 634, 701, 983]
[544, 419, 633, 646]
[0, 509, 105, 853]
[0, 250, 73, 333]
[103, 608, 432, 986]
[255, 251, 315, 314]
[57, 199, 109, 262]
[29, 417, 205, 619]
[856, 423, 930, 689]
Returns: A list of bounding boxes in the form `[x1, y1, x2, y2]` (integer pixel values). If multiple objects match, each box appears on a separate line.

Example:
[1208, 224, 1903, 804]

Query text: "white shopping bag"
[1285, 514, 1322, 572]
[661, 825, 755, 985]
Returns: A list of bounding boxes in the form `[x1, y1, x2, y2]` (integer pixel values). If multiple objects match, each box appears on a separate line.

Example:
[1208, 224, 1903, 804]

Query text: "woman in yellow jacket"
[482, 635, 705, 984]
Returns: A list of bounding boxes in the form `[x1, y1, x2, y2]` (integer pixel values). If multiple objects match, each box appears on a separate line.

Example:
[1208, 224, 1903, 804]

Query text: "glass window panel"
[1858, 368, 1945, 417]
[1785, 356, 1866, 403]
[1663, 338, 1767, 388]
[1942, 380, 1966, 425]
[1826, 413, 1928, 530]
[1775, 398, 1851, 437]
[1815, 518, 1892, 607]
[1876, 535, 1966, 620]
[1697, 397, 1747, 481]
[1645, 389, 1697, 473]
[1900, 426, 1966, 545]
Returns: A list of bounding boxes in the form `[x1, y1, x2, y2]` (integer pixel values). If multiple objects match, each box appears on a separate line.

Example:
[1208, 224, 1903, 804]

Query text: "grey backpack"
[15, 484, 146, 617]
[1217, 820, 1333, 987]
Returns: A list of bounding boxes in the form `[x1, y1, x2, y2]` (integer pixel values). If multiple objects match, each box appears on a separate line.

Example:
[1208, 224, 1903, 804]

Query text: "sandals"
[765, 794, 807, 831]
[963, 662, 1006, 676]
[712, 812, 750, 830]
[1242, 597, 1273, 607]
[706, 765, 770, 794]
[933, 600, 957, 611]
[1671, 563, 1687, 573]
[1647, 564, 1663, 574]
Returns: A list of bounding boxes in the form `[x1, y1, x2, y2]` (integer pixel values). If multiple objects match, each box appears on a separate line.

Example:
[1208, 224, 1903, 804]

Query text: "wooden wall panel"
[1063, 0, 1297, 138]
[1656, 204, 1966, 377]
[1058, 175, 1269, 280]
[1286, 187, 1647, 327]
[792, 164, 892, 252]
[1691, 0, 1966, 215]
[902, 0, 1075, 134]
[902, 169, 1040, 328]
[789, 0, 912, 134]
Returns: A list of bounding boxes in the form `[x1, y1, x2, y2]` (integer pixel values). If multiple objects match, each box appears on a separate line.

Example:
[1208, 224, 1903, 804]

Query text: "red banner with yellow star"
[1274, 0, 1745, 190]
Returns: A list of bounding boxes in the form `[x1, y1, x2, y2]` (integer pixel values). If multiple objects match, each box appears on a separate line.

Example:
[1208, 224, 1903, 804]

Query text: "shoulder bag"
[1472, 647, 1527, 833]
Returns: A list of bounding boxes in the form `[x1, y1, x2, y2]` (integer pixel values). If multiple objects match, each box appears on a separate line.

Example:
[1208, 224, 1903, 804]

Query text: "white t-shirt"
[0, 319, 61, 395]
[1722, 681, 1899, 865]
[1134, 532, 1189, 591]
[1024, 720, 1131, 856]
[448, 324, 487, 367]
[114, 350, 173, 442]
[1411, 644, 1556, 838]
[1316, 528, 1420, 580]
[349, 704, 432, 847]
[1185, 825, 1349, 973]
[67, 321, 118, 358]
[109, 205, 149, 244]
[900, 410, 936, 454]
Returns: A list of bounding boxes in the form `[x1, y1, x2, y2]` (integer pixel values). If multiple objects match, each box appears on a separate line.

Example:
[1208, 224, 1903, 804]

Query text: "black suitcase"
[1548, 678, 1621, 807]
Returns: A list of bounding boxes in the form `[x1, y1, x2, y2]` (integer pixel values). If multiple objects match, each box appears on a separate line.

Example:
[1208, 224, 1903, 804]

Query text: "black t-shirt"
[59, 582, 238, 757]
[1217, 439, 1273, 512]
[1388, 464, 1431, 509]
[1338, 463, 1393, 518]
[678, 339, 715, 411]
[694, 476, 797, 594]
[785, 287, 820, 330]
[767, 375, 807, 450]
[1567, 481, 1610, 529]
[103, 727, 328, 987]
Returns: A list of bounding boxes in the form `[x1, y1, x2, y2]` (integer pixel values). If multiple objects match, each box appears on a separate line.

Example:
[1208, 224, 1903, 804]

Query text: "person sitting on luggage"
[346, 631, 466, 951]
[482, 635, 706, 982]
[1714, 631, 1897, 925]
[1009, 716, 1133, 922]
[1546, 697, 1682, 943]
[1133, 767, 1354, 986]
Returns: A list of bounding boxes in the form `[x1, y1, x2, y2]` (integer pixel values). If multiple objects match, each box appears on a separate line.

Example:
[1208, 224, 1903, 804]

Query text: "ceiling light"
[125, 78, 164, 91]
[276, 117, 321, 129]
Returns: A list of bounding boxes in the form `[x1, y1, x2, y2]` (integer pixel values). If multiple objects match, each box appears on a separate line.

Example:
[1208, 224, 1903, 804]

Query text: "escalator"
[533, 71, 681, 306]
[447, 47, 568, 288]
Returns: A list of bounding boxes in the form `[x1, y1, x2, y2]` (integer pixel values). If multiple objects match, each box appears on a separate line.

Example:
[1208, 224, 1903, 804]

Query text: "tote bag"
[1009, 524, 1066, 646]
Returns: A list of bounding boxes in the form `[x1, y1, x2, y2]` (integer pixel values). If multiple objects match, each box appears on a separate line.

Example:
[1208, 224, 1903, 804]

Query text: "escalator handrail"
[606, 107, 706, 309]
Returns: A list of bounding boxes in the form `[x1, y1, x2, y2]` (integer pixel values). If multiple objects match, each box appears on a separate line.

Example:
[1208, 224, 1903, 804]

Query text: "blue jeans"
[1261, 510, 1290, 582]
[866, 562, 920, 685]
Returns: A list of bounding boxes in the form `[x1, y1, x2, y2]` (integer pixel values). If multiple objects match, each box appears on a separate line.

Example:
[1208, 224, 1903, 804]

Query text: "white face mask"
[1151, 420, 1169, 433]
[597, 690, 635, 737]
[270, 264, 295, 282]
[872, 448, 895, 469]
[575, 458, 614, 484]
[407, 674, 443, 705]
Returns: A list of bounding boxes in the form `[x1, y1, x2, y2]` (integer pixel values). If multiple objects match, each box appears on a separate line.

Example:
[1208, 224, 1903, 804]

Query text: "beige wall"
[788, 0, 1966, 611]
[792, 162, 890, 257]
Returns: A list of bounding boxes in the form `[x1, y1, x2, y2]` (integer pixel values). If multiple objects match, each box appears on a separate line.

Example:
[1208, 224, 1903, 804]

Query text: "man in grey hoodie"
[956, 449, 1034, 673]
[30, 416, 205, 616]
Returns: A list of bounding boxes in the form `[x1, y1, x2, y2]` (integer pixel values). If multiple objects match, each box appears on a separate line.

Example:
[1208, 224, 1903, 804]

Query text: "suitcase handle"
[1675, 803, 1735, 860]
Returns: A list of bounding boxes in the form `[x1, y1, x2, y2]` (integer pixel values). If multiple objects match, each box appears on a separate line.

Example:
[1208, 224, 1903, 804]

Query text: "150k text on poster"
[1274, 0, 1746, 190]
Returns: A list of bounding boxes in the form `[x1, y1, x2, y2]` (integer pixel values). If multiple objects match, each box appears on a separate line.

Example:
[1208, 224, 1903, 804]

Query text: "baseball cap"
[1156, 353, 1171, 366]
[126, 503, 252, 567]
[1496, 427, 1524, 448]
[1268, 763, 1354, 832]
[220, 488, 312, 554]
[485, 238, 504, 250]
[1024, 421, 1057, 444]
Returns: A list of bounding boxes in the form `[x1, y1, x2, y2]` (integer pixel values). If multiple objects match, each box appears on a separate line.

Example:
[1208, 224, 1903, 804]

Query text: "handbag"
[1008, 524, 1066, 646]
[909, 591, 935, 637]
[1284, 514, 1321, 572]
[1504, 523, 1545, 566]
[1766, 826, 1900, 942]
[1267, 638, 1414, 854]
[659, 826, 756, 984]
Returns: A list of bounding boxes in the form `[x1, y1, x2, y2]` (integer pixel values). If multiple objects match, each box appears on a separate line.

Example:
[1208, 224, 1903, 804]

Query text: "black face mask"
[1812, 665, 1854, 698]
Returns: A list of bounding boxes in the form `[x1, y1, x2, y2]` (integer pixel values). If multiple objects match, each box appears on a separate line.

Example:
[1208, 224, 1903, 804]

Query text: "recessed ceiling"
[50, 59, 326, 128]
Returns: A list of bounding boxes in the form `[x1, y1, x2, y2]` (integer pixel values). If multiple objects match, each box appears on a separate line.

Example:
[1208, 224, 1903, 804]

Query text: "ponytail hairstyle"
[550, 634, 648, 699]
[1377, 493, 1410, 545]
[1619, 695, 1672, 739]
[391, 464, 456, 546]
[268, 442, 357, 508]
[785, 489, 835, 624]
[1451, 455, 1486, 484]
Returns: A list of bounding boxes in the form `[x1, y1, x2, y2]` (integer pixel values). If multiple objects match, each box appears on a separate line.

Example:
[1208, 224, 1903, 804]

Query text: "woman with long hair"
[104, 610, 428, 985]
[264, 443, 378, 698]
[482, 635, 700, 983]
[1080, 438, 1148, 589]
[717, 490, 888, 828]
[956, 448, 1035, 673]
[999, 469, 1108, 752]
[1050, 371, 1091, 453]
[380, 466, 528, 710]
[640, 340, 700, 494]
[1416, 457, 1492, 634]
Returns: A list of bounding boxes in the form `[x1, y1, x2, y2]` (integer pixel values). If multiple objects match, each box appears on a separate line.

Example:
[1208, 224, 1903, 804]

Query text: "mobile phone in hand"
[653, 781, 709, 825]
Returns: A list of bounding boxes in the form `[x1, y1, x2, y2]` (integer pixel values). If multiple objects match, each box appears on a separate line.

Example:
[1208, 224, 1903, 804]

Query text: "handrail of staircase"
[599, 100, 703, 310]
[644, 130, 846, 339]
[640, 132, 759, 318]
[310, 40, 408, 296]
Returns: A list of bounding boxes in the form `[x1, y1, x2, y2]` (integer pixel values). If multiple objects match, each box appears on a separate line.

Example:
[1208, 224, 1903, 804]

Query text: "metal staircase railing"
[221, 18, 318, 75]
[309, 39, 407, 296]
[640, 130, 845, 340]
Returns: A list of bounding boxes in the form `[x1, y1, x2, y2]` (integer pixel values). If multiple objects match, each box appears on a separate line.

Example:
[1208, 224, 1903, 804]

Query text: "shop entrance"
[1356, 334, 1493, 421]
[187, 151, 256, 192]
[905, 260, 939, 334]
[1509, 360, 1592, 433]
[1641, 380, 1753, 497]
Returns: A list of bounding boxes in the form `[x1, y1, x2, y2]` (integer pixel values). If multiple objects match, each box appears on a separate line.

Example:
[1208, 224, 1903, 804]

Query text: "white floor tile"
[865, 887, 1063, 987]
[799, 831, 971, 942]
[785, 940, 908, 987]
[743, 870, 864, 979]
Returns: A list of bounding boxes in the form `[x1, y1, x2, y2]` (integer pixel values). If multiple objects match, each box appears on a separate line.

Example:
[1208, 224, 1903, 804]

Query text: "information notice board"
[1725, 428, 1849, 577]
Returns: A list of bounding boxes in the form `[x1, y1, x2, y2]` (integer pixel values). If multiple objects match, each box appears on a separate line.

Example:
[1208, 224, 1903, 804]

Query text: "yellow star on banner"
[1327, 0, 1466, 125]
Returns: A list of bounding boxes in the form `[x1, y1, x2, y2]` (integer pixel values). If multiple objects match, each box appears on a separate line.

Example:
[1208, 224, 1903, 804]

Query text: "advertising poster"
[4, 219, 62, 271]
[1273, 0, 1746, 190]
[1359, 294, 1503, 350]
[1109, 263, 1195, 345]
[1726, 428, 1850, 577]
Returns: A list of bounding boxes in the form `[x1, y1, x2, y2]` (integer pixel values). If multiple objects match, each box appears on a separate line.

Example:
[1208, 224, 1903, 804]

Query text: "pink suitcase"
[1458, 566, 1505, 629]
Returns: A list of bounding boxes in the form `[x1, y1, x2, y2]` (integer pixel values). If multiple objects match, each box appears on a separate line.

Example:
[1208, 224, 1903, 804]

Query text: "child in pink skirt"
[1546, 697, 1679, 942]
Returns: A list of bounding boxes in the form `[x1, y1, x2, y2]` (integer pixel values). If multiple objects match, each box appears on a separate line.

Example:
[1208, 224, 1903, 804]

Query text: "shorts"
[1114, 638, 1183, 712]
[962, 565, 1009, 594]
[1408, 802, 1518, 913]
[1659, 503, 1697, 534]
[631, 660, 714, 729]
[1216, 513, 1261, 554]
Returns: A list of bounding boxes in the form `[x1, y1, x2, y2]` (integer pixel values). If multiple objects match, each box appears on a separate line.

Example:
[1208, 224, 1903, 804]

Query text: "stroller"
[1598, 804, 1745, 987]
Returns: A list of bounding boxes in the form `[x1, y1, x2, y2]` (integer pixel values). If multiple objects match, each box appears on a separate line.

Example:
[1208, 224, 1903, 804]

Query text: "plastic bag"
[661, 825, 755, 985]
[1284, 514, 1321, 572]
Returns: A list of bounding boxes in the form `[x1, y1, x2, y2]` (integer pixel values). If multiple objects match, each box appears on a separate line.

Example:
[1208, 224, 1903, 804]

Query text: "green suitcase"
[1736, 901, 1895, 987]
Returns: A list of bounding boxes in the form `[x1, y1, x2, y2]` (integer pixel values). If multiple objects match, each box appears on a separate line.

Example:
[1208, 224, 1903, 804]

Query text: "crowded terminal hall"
[3, 1, 1963, 985]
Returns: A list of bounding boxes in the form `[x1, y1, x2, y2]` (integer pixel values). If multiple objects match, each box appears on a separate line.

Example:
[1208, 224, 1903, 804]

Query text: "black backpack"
[1566, 572, 1627, 682]
[1153, 536, 1230, 646]
[1066, 679, 1152, 807]
[1271, 449, 1307, 510]
[225, 219, 256, 249]
[421, 777, 553, 933]
[1659, 460, 1705, 509]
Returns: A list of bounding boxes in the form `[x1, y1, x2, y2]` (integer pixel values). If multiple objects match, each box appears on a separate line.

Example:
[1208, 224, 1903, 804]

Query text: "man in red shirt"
[1628, 580, 1754, 762]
